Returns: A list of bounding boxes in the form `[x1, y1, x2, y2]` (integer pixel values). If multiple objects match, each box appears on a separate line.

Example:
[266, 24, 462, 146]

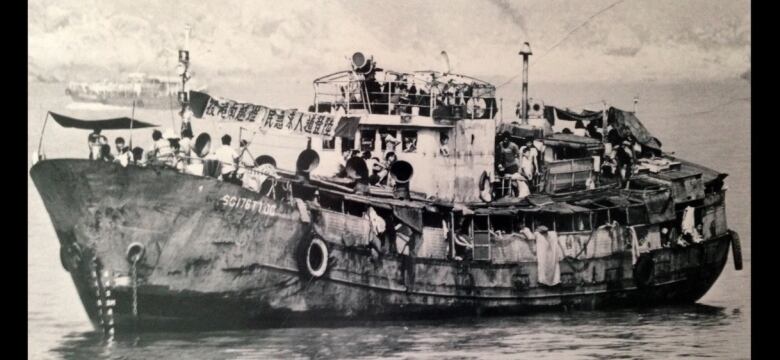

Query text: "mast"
[177, 24, 192, 135]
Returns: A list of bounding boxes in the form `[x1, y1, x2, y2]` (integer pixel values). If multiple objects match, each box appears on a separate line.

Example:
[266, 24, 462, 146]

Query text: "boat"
[64, 72, 207, 109]
[30, 46, 742, 336]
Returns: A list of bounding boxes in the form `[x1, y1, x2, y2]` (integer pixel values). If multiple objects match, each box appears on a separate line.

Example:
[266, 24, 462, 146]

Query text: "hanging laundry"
[629, 226, 651, 265]
[535, 227, 561, 286]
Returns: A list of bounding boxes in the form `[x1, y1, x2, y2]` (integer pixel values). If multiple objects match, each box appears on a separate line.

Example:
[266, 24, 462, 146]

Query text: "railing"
[313, 75, 496, 119]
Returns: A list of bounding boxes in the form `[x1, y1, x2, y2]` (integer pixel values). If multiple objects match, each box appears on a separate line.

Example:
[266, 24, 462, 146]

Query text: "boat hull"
[30, 159, 735, 333]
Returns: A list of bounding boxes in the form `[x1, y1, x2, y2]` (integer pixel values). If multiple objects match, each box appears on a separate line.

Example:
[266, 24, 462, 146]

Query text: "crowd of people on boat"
[495, 131, 545, 199]
[327, 73, 490, 118]
[86, 127, 260, 186]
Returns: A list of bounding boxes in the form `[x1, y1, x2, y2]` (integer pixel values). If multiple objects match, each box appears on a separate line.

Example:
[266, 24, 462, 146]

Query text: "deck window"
[344, 200, 367, 217]
[380, 130, 398, 151]
[322, 137, 336, 150]
[423, 211, 444, 228]
[556, 214, 574, 232]
[532, 214, 555, 231]
[402, 130, 417, 152]
[318, 192, 343, 212]
[340, 137, 355, 153]
[609, 207, 628, 225]
[491, 215, 513, 233]
[360, 130, 376, 151]
[627, 205, 649, 225]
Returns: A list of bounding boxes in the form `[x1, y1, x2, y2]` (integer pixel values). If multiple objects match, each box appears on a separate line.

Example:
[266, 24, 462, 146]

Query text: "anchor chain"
[132, 258, 139, 319]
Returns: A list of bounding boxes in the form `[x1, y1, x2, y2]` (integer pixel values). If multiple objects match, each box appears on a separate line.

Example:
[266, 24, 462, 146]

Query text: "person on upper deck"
[520, 146, 536, 182]
[215, 134, 239, 182]
[615, 139, 635, 183]
[586, 120, 602, 140]
[497, 131, 520, 176]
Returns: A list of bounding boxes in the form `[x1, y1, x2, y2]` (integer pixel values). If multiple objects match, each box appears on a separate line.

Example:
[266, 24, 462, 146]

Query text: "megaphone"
[389, 160, 414, 199]
[255, 155, 277, 167]
[194, 133, 211, 158]
[389, 160, 413, 184]
[296, 149, 320, 180]
[351, 52, 375, 74]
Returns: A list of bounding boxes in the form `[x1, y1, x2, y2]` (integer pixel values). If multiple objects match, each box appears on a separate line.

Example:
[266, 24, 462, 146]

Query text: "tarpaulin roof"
[545, 106, 603, 124]
[49, 112, 158, 130]
[543, 105, 662, 151]
[607, 107, 662, 150]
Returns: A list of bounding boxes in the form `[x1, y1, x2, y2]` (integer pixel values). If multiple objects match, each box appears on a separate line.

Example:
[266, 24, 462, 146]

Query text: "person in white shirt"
[215, 134, 239, 181]
[113, 137, 134, 167]
[151, 130, 172, 162]
[179, 129, 193, 164]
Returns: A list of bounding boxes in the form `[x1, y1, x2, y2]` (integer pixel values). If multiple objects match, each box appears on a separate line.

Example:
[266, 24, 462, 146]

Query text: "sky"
[28, 0, 750, 84]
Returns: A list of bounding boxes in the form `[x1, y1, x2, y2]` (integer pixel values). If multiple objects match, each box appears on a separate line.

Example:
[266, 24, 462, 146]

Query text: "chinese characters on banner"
[190, 91, 336, 139]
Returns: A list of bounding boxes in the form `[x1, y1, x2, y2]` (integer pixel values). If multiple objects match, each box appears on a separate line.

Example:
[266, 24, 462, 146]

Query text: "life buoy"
[297, 235, 329, 279]
[730, 230, 742, 271]
[633, 254, 654, 288]
[478, 171, 492, 202]
[59, 242, 82, 273]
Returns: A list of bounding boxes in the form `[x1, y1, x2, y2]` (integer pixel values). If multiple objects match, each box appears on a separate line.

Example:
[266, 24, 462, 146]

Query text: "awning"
[543, 105, 662, 151]
[49, 112, 158, 130]
[608, 107, 662, 150]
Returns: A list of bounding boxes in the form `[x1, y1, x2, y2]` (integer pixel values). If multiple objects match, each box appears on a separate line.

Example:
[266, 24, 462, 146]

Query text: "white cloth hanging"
[535, 229, 561, 286]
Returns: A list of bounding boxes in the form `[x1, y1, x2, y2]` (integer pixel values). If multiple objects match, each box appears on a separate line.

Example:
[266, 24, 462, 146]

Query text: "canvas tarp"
[542, 105, 662, 150]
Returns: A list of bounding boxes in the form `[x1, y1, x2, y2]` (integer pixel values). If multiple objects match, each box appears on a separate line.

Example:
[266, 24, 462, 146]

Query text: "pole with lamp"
[177, 24, 192, 137]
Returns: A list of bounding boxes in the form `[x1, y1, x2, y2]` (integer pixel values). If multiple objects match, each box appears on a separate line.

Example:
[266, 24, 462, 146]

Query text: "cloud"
[28, 0, 750, 84]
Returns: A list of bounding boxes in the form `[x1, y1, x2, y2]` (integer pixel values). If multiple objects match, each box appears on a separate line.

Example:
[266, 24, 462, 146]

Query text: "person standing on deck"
[88, 128, 106, 160]
[114, 137, 134, 167]
[497, 131, 520, 176]
[215, 134, 239, 182]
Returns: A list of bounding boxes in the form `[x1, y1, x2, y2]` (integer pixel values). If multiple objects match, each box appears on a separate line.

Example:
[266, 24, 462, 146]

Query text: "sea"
[28, 77, 750, 359]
